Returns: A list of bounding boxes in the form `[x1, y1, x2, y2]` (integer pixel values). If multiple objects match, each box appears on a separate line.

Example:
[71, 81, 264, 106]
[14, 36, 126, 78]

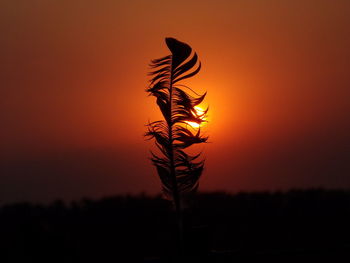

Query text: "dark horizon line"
[2, 187, 350, 207]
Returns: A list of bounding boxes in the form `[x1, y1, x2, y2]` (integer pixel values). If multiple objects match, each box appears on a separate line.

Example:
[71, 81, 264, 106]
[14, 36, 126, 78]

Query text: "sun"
[185, 106, 207, 128]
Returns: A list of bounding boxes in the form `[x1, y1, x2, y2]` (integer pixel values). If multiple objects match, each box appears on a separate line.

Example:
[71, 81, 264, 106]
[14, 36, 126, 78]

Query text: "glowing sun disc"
[185, 106, 207, 128]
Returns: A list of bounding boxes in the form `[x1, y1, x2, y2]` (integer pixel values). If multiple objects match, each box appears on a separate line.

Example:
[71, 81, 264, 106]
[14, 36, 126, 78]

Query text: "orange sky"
[1, 0, 350, 203]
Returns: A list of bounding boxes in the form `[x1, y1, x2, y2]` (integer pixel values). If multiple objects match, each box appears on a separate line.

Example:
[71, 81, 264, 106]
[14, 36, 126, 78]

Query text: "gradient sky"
[1, 0, 350, 203]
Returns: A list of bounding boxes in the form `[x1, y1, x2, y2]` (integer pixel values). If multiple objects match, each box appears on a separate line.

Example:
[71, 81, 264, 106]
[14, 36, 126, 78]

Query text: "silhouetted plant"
[145, 37, 208, 253]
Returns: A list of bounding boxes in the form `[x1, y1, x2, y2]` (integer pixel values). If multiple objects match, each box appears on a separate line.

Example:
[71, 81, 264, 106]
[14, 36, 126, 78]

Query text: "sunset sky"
[1, 0, 350, 203]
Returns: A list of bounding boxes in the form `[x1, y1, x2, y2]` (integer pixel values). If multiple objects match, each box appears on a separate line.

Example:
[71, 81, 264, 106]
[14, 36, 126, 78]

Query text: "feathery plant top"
[145, 37, 208, 204]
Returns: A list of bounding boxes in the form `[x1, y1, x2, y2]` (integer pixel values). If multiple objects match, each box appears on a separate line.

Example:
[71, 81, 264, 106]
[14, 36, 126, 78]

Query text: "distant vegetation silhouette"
[1, 190, 350, 262]
[145, 37, 208, 252]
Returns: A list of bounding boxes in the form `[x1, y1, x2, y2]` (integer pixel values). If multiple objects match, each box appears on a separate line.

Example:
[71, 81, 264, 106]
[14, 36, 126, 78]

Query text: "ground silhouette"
[1, 189, 350, 262]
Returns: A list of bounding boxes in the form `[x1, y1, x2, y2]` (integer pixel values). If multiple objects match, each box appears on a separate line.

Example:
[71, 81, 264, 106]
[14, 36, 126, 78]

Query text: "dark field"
[1, 189, 350, 262]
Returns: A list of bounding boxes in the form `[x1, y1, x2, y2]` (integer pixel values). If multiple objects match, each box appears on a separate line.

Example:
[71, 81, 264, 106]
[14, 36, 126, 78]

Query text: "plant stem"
[168, 57, 184, 256]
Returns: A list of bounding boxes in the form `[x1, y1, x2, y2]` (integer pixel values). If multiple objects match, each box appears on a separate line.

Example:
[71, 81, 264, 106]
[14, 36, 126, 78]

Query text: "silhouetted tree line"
[1, 189, 350, 262]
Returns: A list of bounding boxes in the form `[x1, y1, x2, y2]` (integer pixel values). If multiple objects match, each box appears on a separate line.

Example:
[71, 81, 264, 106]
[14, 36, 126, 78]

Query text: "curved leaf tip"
[165, 37, 192, 69]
